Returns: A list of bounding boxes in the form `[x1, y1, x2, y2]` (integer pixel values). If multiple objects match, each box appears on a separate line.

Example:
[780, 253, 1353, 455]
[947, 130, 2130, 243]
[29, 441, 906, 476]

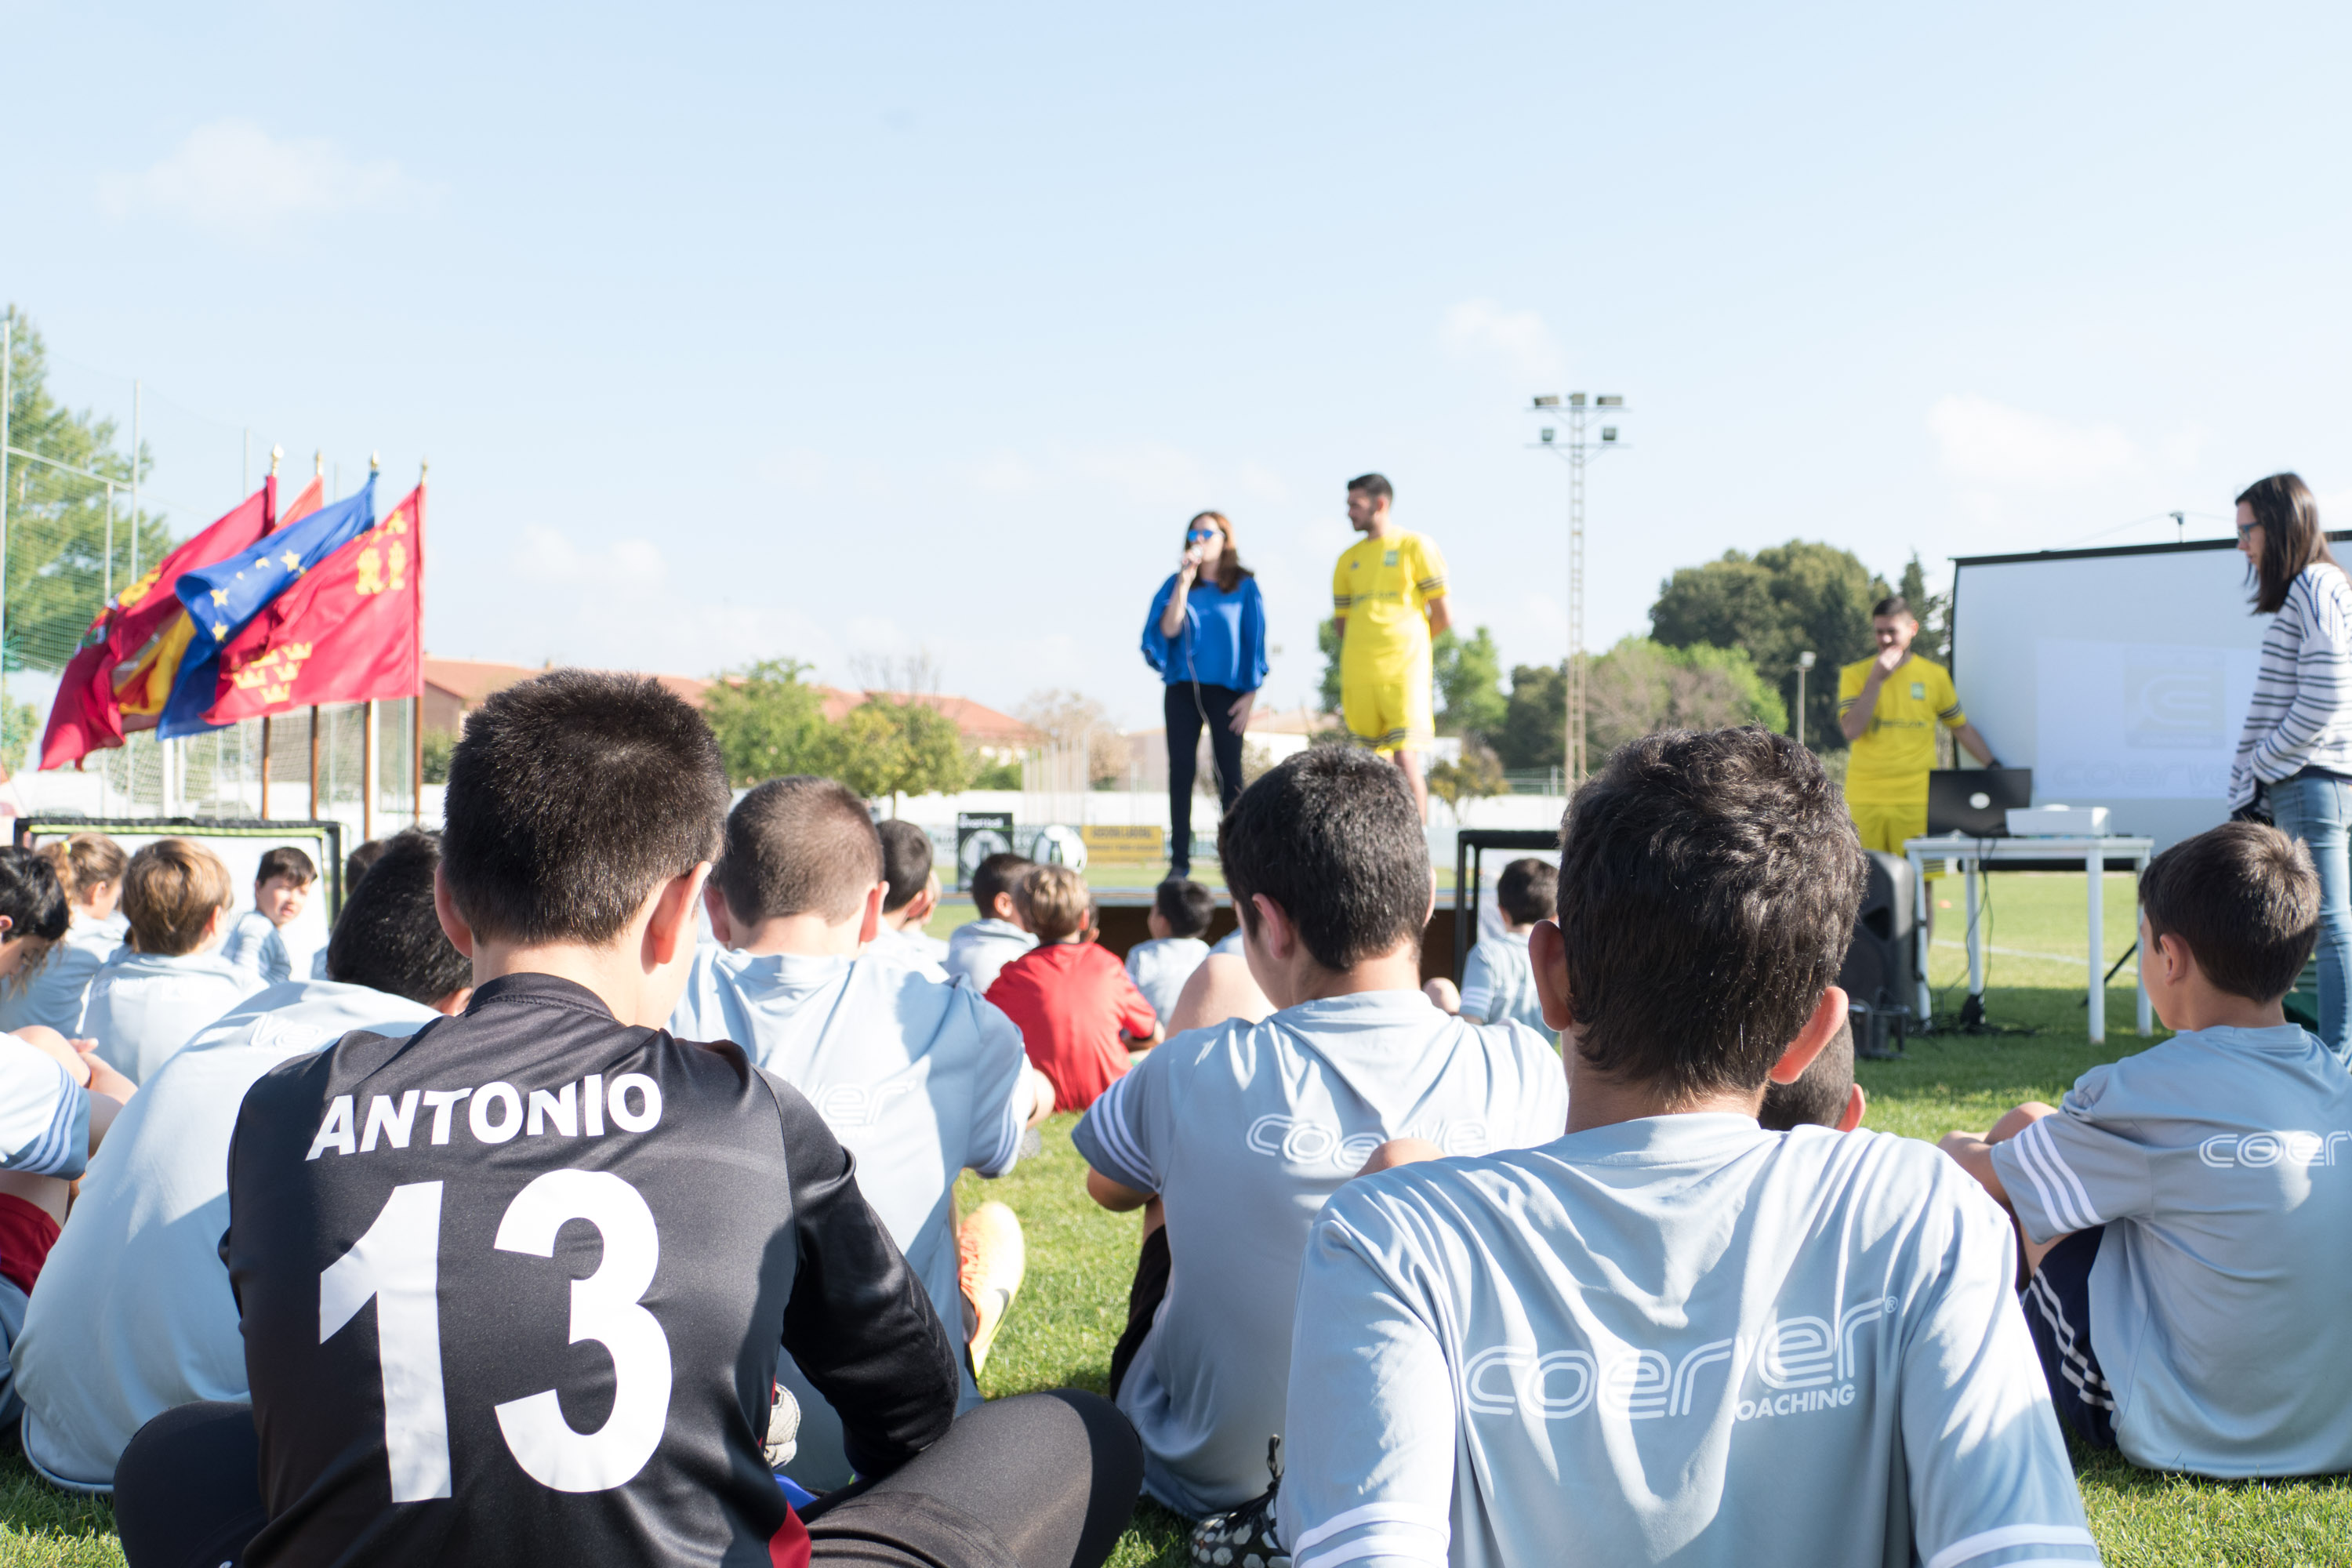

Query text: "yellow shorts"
[1849, 799, 1944, 879]
[1342, 657, 1434, 755]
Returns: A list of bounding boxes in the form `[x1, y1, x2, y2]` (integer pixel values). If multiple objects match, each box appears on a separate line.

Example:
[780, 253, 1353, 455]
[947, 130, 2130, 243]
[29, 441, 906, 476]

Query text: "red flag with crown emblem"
[202, 481, 424, 723]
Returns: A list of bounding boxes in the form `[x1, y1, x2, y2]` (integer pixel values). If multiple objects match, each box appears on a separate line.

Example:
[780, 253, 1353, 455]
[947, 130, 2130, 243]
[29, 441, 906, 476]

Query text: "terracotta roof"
[816, 688, 1038, 746]
[425, 657, 711, 710]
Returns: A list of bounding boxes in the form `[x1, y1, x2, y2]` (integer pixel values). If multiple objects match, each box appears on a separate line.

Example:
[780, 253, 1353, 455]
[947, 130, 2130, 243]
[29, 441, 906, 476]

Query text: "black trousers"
[114, 1391, 1143, 1568]
[1164, 682, 1246, 874]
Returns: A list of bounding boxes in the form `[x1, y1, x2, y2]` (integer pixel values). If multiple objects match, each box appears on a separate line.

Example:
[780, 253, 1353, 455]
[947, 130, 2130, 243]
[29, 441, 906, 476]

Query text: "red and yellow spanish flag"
[203, 481, 424, 723]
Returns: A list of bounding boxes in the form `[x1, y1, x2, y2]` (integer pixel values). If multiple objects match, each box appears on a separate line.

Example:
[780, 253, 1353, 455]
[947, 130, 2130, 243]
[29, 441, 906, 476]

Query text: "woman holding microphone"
[2230, 472, 2352, 1056]
[1142, 512, 1267, 878]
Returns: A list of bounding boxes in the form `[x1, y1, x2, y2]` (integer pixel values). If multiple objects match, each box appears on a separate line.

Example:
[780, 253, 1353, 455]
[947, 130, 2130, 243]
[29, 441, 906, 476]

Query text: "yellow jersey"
[1332, 531, 1448, 672]
[1838, 655, 1965, 804]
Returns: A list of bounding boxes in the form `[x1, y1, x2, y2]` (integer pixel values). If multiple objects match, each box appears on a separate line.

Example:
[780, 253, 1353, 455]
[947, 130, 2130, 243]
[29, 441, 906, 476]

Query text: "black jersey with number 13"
[223, 973, 960, 1566]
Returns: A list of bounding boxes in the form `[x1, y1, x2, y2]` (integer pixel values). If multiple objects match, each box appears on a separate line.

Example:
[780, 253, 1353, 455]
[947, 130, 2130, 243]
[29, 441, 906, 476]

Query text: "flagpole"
[258, 446, 283, 820]
[2, 314, 13, 764]
[260, 716, 271, 818]
[361, 452, 379, 843]
[412, 458, 427, 826]
[310, 706, 319, 822]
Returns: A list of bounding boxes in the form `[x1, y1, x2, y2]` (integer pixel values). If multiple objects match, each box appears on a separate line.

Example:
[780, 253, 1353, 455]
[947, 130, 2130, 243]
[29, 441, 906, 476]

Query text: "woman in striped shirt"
[2228, 472, 2352, 1056]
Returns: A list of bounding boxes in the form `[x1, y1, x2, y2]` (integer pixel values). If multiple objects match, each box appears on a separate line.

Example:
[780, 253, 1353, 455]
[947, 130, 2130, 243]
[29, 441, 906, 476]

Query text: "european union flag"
[158, 476, 377, 737]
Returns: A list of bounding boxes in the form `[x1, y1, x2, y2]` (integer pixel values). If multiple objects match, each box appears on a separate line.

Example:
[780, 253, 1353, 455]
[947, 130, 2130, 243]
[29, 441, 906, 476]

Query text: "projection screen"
[1947, 535, 2347, 855]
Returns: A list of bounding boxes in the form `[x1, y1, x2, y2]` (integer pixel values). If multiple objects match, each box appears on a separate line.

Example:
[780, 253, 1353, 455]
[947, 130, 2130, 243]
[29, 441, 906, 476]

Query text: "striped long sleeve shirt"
[2229, 562, 2352, 808]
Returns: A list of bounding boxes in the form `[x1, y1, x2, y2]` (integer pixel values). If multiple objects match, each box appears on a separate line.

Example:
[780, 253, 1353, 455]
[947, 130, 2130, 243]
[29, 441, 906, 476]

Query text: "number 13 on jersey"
[321, 1171, 674, 1501]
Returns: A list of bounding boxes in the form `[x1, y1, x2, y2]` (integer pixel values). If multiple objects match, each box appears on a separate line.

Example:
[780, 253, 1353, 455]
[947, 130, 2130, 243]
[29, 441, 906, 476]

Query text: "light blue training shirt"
[0, 913, 125, 1035]
[1073, 991, 1570, 1516]
[1457, 929, 1548, 1037]
[1279, 1117, 2099, 1568]
[670, 946, 1033, 1489]
[1124, 936, 1209, 1024]
[1992, 1022, 2352, 1478]
[219, 909, 291, 985]
[944, 918, 1036, 996]
[16, 979, 440, 1491]
[82, 949, 266, 1085]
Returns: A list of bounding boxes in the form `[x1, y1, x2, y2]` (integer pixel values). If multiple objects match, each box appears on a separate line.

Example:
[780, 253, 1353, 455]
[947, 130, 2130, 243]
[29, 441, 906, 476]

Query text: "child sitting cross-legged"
[1126, 877, 1216, 1023]
[1258, 728, 2094, 1568]
[945, 851, 1036, 994]
[867, 820, 951, 978]
[671, 777, 1056, 1491]
[1457, 856, 1555, 1035]
[220, 845, 315, 985]
[1940, 820, 2352, 1477]
[988, 866, 1161, 1112]
[1076, 746, 1568, 1519]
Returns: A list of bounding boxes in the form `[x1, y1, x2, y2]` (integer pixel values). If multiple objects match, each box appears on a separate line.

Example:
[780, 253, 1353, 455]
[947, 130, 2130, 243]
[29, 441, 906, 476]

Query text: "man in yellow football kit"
[1838, 594, 1998, 855]
[1332, 473, 1450, 818]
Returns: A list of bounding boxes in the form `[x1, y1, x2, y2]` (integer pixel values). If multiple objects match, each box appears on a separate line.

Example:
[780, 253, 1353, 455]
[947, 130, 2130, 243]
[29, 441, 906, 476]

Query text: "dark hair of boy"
[345, 838, 389, 894]
[2139, 822, 2319, 1003]
[1155, 877, 1215, 940]
[1870, 594, 1912, 620]
[716, 776, 883, 924]
[969, 852, 1032, 916]
[877, 820, 936, 915]
[1556, 727, 1865, 1100]
[1496, 858, 1557, 927]
[256, 845, 317, 887]
[1346, 473, 1394, 504]
[1219, 746, 1428, 971]
[325, 829, 474, 1005]
[122, 839, 236, 956]
[0, 848, 71, 946]
[1759, 1016, 1856, 1132]
[439, 670, 729, 946]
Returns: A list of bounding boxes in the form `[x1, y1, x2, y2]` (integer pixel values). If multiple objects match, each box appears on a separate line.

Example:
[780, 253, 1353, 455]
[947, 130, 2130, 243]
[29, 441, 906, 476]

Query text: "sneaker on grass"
[958, 1201, 1025, 1375]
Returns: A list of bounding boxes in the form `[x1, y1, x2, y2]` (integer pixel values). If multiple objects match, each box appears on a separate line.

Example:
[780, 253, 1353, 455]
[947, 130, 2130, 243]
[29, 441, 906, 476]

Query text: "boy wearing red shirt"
[987, 866, 1162, 1109]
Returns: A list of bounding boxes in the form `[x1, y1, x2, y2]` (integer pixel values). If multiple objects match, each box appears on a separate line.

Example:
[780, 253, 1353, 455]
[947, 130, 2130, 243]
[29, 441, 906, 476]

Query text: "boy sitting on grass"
[1941, 820, 2352, 1477]
[1457, 856, 1554, 1034]
[221, 845, 315, 985]
[1076, 746, 1568, 1518]
[869, 820, 950, 978]
[1264, 728, 2093, 1568]
[988, 865, 1161, 1112]
[946, 851, 1036, 994]
[670, 776, 1053, 1490]
[83, 839, 264, 1084]
[1759, 1015, 1864, 1133]
[1126, 877, 1215, 1022]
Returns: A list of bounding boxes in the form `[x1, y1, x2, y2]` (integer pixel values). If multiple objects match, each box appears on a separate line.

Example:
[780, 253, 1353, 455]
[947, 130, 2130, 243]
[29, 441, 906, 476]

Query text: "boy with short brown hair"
[222, 844, 315, 985]
[986, 865, 1160, 1112]
[1942, 820, 2352, 1476]
[83, 839, 263, 1084]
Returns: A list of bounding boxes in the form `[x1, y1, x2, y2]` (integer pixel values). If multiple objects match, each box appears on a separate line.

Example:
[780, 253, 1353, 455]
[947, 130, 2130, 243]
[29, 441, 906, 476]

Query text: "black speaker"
[1838, 851, 1916, 1058]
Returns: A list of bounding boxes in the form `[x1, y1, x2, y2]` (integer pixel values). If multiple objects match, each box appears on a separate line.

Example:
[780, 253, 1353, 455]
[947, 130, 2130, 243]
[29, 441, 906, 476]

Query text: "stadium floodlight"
[1525, 391, 1634, 786]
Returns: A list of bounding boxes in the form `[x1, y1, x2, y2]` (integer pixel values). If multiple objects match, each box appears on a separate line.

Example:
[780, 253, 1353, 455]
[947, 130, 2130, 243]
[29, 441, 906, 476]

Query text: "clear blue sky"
[7, 2, 2348, 728]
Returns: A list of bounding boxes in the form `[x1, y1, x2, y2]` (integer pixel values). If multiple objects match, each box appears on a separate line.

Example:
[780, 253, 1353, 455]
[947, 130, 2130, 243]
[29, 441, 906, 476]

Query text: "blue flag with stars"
[158, 475, 377, 737]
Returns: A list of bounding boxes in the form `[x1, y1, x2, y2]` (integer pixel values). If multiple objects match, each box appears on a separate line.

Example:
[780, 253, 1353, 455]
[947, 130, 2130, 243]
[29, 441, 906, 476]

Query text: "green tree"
[828, 696, 975, 813]
[1897, 551, 1951, 662]
[1433, 626, 1507, 740]
[1495, 662, 1568, 771]
[1316, 619, 1344, 713]
[3, 307, 172, 674]
[1586, 638, 1787, 760]
[1649, 540, 1886, 749]
[702, 659, 834, 787]
[1427, 741, 1507, 819]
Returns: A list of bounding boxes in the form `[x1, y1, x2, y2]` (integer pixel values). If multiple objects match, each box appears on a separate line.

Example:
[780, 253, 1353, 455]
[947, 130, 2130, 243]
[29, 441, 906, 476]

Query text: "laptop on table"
[1926, 768, 2033, 837]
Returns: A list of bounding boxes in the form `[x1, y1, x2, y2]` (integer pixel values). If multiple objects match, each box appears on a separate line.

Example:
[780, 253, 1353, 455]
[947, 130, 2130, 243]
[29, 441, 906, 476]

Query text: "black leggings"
[1165, 682, 1246, 874]
[114, 1391, 1143, 1568]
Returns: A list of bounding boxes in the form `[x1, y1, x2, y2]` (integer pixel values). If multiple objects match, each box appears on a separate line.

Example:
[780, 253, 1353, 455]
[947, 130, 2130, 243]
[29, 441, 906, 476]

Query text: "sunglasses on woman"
[1187, 529, 1219, 543]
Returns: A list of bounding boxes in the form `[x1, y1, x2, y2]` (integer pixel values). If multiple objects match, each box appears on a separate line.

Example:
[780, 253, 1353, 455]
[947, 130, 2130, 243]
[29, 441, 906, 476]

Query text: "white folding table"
[1902, 833, 2156, 1044]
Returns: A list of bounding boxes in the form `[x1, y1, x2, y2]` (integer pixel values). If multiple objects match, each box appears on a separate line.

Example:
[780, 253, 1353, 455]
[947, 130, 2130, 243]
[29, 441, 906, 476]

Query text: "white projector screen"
[1948, 537, 2321, 855]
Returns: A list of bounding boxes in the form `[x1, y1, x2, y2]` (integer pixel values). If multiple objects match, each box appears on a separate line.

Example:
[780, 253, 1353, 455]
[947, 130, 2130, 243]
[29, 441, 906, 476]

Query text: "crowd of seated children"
[0, 848, 131, 1428]
[946, 851, 1036, 993]
[989, 866, 1161, 1113]
[83, 840, 263, 1085]
[1252, 728, 2094, 1568]
[869, 819, 951, 977]
[220, 846, 314, 985]
[669, 775, 1054, 1491]
[1126, 878, 1214, 1022]
[0, 834, 126, 1035]
[1074, 746, 1569, 1518]
[111, 671, 1142, 1568]
[1457, 856, 1555, 1035]
[1941, 820, 2352, 1478]
[16, 829, 474, 1491]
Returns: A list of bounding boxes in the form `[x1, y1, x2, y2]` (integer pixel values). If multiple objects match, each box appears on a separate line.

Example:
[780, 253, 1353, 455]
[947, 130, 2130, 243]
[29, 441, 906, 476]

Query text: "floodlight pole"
[1795, 650, 1817, 747]
[1528, 394, 1628, 786]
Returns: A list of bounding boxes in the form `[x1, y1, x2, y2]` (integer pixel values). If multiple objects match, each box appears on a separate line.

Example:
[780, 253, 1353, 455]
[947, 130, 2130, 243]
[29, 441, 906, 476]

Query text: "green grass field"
[0, 873, 2342, 1566]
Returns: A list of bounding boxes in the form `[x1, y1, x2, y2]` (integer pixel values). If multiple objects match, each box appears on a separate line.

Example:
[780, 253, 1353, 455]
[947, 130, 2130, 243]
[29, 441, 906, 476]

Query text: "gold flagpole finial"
[313, 450, 325, 479]
[269, 445, 283, 477]
[368, 451, 381, 475]
[419, 456, 430, 484]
